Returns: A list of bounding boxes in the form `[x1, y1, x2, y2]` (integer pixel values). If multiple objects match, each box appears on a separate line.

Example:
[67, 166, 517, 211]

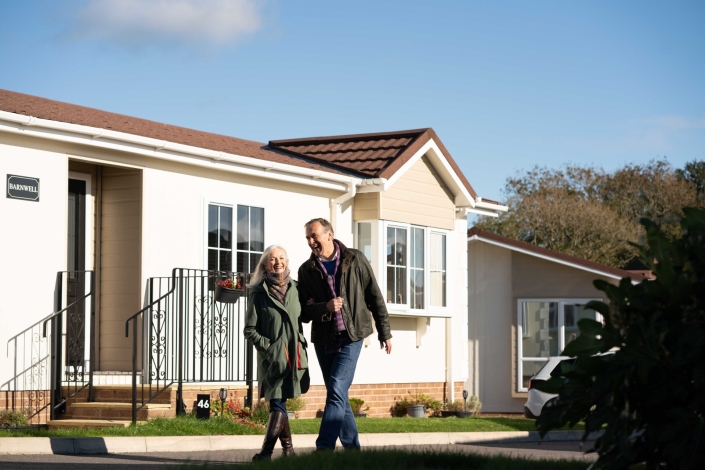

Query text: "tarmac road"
[0, 441, 597, 469]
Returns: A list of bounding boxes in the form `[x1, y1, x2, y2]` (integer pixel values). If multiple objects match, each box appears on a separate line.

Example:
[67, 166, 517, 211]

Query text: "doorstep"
[0, 430, 598, 455]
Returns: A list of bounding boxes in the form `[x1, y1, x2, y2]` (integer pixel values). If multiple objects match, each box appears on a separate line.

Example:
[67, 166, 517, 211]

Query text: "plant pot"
[405, 404, 427, 418]
[214, 284, 243, 303]
[456, 411, 473, 418]
[286, 410, 295, 419]
[353, 413, 367, 418]
[440, 410, 459, 418]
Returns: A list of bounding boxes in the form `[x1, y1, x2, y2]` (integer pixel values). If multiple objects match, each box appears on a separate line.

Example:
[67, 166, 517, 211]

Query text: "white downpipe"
[0, 111, 356, 191]
[330, 182, 358, 235]
[446, 317, 454, 403]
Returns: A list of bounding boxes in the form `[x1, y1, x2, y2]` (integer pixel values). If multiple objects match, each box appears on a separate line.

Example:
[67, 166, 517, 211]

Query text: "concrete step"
[63, 402, 173, 421]
[47, 419, 132, 430]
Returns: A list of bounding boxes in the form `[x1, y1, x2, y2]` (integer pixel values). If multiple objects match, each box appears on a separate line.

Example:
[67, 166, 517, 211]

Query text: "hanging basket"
[214, 284, 243, 304]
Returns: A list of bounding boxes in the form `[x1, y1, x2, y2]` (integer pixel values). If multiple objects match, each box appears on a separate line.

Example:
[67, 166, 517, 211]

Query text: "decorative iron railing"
[125, 268, 254, 424]
[1, 271, 95, 426]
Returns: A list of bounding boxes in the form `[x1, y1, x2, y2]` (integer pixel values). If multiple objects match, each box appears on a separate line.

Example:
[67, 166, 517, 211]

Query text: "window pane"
[358, 223, 372, 261]
[219, 250, 232, 272]
[430, 272, 445, 306]
[430, 233, 445, 271]
[250, 253, 260, 273]
[394, 267, 406, 304]
[395, 228, 407, 266]
[237, 206, 248, 251]
[386, 266, 395, 303]
[521, 302, 559, 358]
[522, 360, 548, 390]
[250, 207, 264, 252]
[208, 205, 218, 248]
[430, 271, 446, 307]
[565, 304, 595, 345]
[237, 251, 247, 273]
[411, 228, 424, 269]
[220, 206, 232, 249]
[208, 249, 218, 272]
[411, 269, 424, 309]
[430, 233, 446, 307]
[386, 227, 394, 265]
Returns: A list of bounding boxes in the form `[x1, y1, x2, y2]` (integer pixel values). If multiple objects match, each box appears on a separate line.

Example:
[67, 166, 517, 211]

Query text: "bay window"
[516, 299, 600, 392]
[357, 221, 448, 314]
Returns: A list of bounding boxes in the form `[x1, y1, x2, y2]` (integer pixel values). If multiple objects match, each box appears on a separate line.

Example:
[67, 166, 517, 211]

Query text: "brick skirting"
[294, 382, 465, 419]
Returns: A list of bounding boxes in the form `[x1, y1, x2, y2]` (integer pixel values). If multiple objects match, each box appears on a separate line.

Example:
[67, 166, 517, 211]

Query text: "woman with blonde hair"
[243, 245, 309, 460]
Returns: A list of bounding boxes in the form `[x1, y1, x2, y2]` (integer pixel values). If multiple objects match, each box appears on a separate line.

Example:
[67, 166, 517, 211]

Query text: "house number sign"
[6, 174, 40, 202]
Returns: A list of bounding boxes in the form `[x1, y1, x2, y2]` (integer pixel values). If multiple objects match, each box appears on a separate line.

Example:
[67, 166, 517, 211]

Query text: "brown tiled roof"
[0, 89, 345, 175]
[467, 226, 648, 282]
[270, 128, 478, 198]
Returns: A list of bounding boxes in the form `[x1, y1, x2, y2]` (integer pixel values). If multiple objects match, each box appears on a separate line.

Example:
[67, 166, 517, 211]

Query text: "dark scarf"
[264, 268, 290, 303]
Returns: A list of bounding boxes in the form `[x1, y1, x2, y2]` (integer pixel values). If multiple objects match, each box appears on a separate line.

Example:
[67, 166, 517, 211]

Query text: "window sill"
[386, 308, 452, 318]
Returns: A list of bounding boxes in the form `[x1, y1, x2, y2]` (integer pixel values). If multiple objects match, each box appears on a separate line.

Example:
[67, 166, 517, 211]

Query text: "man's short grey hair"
[304, 218, 334, 235]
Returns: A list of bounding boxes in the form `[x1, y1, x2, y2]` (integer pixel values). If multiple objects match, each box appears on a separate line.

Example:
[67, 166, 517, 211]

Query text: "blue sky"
[1, 0, 703, 203]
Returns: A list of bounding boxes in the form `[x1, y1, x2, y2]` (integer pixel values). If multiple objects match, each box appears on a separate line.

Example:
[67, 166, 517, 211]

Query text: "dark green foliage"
[0, 409, 28, 427]
[535, 207, 705, 469]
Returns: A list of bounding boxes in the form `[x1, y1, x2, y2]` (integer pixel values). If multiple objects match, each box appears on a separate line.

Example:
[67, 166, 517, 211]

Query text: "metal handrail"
[124, 268, 253, 424]
[125, 268, 179, 423]
[42, 272, 94, 338]
[2, 271, 96, 425]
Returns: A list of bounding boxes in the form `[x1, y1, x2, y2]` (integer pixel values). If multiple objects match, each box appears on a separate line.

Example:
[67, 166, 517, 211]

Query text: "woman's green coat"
[243, 280, 309, 401]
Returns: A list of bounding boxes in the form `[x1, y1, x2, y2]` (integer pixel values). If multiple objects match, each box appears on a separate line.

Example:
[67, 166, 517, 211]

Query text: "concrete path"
[0, 430, 592, 455]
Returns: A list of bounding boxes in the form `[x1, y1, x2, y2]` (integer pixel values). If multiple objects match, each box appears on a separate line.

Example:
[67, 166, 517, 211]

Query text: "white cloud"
[71, 0, 264, 49]
[612, 115, 705, 153]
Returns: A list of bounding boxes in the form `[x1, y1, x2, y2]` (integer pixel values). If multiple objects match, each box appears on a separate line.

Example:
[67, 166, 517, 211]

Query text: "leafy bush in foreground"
[536, 207, 705, 469]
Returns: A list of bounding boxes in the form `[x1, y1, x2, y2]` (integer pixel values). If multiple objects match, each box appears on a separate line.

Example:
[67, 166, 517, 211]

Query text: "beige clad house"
[465, 227, 648, 413]
[0, 89, 506, 426]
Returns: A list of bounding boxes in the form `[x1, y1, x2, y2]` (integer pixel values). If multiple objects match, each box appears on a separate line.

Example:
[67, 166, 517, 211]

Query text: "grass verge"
[181, 449, 590, 470]
[0, 416, 582, 438]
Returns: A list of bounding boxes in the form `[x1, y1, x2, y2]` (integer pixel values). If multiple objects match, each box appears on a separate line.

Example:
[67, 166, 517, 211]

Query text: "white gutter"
[467, 234, 641, 284]
[474, 197, 508, 212]
[0, 110, 356, 192]
[459, 197, 508, 218]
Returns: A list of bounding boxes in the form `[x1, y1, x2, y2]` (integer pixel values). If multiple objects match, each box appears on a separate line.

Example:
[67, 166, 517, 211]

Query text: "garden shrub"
[535, 207, 705, 469]
[0, 410, 28, 427]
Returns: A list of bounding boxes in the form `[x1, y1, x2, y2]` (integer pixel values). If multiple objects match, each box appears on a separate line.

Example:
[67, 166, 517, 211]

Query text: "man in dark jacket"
[298, 218, 392, 451]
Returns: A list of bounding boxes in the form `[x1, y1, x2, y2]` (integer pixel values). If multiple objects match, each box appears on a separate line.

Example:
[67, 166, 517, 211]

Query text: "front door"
[67, 178, 86, 373]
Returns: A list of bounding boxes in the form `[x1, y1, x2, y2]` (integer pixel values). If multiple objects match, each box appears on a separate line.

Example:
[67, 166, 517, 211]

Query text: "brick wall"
[295, 382, 466, 418]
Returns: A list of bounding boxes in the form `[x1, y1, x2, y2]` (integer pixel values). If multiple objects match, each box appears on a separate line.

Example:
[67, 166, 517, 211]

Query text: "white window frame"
[202, 195, 268, 273]
[355, 221, 450, 317]
[515, 298, 602, 392]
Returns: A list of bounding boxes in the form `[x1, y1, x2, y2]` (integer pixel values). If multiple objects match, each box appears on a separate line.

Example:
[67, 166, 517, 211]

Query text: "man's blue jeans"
[314, 339, 363, 450]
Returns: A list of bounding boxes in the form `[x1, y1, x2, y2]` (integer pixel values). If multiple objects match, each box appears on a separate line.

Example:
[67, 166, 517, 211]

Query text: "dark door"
[67, 179, 86, 373]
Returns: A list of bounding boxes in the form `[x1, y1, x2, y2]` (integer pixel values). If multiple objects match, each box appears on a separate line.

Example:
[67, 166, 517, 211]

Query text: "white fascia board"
[475, 200, 508, 212]
[0, 111, 356, 192]
[465, 207, 499, 217]
[381, 139, 475, 207]
[467, 235, 638, 283]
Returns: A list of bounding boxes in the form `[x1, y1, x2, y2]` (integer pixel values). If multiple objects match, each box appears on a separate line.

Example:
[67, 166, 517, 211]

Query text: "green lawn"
[182, 449, 590, 470]
[0, 415, 580, 438]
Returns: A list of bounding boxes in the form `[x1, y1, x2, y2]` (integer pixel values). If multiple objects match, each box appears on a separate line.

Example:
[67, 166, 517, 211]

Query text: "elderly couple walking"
[242, 218, 393, 460]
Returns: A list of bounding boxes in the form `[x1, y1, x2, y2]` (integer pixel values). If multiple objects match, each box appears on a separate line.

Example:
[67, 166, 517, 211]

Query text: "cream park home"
[0, 89, 506, 427]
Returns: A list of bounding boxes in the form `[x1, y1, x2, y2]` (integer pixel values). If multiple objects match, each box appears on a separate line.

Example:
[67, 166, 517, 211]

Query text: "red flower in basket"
[216, 277, 242, 289]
